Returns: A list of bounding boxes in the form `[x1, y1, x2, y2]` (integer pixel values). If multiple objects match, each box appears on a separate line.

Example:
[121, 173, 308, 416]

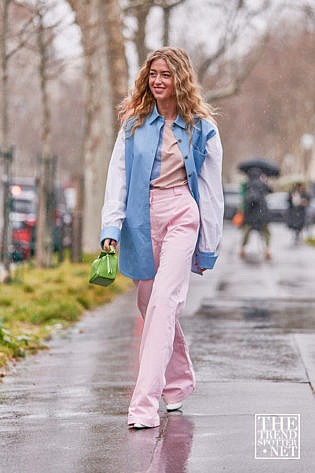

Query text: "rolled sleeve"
[100, 226, 121, 244]
[191, 249, 218, 274]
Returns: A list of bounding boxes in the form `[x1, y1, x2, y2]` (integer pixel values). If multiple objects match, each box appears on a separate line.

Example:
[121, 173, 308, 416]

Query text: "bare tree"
[196, 0, 315, 102]
[0, 1, 12, 279]
[204, 37, 268, 102]
[123, 0, 151, 66]
[0, 0, 35, 278]
[11, 0, 67, 267]
[218, 24, 315, 181]
[0, 0, 10, 152]
[67, 0, 128, 253]
[104, 0, 129, 133]
[34, 1, 57, 267]
[123, 0, 187, 66]
[0, 0, 39, 152]
[154, 0, 186, 46]
[187, 0, 273, 102]
[121, 0, 272, 100]
[123, 0, 307, 105]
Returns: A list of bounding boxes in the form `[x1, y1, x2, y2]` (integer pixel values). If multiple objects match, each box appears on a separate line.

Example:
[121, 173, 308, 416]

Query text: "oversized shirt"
[100, 106, 224, 280]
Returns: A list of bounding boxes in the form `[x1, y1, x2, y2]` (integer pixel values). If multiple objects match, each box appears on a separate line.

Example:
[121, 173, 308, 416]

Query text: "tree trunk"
[35, 8, 55, 267]
[104, 0, 128, 134]
[67, 0, 128, 253]
[0, 0, 11, 279]
[134, 4, 151, 67]
[162, 6, 170, 46]
[0, 0, 9, 150]
[68, 0, 113, 253]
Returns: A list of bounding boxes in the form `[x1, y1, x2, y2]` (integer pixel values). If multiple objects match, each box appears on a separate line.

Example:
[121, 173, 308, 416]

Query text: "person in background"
[287, 182, 310, 244]
[239, 168, 272, 260]
[100, 47, 224, 429]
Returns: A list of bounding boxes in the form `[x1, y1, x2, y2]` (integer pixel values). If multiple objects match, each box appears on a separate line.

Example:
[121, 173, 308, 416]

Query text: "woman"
[101, 47, 224, 429]
[287, 182, 310, 244]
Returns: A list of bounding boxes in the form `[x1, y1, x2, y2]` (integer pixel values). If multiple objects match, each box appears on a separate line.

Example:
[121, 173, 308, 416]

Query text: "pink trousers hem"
[162, 386, 195, 405]
[128, 418, 160, 428]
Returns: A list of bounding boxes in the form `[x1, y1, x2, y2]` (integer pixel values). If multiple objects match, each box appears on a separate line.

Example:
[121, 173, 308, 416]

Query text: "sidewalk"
[183, 223, 315, 471]
[1, 223, 315, 472]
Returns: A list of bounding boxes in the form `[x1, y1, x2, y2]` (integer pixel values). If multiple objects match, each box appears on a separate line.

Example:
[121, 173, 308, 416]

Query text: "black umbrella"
[238, 158, 280, 177]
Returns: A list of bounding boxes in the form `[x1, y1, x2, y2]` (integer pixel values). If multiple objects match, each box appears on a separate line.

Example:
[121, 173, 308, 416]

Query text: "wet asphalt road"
[1, 223, 315, 473]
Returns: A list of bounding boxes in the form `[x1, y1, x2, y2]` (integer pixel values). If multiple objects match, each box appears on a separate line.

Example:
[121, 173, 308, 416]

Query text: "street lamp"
[300, 133, 314, 182]
[282, 153, 295, 173]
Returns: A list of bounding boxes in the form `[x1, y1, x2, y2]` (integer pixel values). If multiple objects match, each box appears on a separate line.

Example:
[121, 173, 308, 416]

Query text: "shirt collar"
[174, 114, 186, 129]
[148, 103, 186, 129]
[148, 104, 161, 124]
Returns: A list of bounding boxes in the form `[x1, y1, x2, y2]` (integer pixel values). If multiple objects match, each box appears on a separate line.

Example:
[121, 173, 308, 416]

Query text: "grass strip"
[305, 238, 315, 247]
[0, 257, 131, 372]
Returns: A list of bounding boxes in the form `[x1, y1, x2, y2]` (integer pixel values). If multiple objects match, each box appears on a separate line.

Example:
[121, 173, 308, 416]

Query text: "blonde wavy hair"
[119, 47, 216, 134]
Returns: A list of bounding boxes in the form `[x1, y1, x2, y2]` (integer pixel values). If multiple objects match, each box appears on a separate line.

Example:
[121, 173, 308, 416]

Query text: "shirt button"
[178, 138, 182, 143]
[188, 173, 192, 177]
[184, 155, 188, 160]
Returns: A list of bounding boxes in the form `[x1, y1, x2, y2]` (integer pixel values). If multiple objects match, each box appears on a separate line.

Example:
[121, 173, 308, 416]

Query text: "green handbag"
[89, 246, 118, 287]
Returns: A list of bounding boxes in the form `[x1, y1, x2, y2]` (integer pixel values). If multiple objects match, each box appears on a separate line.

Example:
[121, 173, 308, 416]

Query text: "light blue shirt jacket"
[100, 106, 224, 280]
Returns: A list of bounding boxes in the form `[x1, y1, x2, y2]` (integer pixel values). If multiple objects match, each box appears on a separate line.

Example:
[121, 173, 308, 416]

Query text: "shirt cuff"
[100, 226, 121, 247]
[192, 249, 218, 272]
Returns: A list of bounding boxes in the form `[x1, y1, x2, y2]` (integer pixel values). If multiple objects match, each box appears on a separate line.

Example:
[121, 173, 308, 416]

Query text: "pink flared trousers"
[128, 185, 200, 427]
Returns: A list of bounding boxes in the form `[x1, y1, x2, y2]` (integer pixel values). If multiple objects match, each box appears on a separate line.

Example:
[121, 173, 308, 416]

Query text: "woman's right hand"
[103, 238, 117, 252]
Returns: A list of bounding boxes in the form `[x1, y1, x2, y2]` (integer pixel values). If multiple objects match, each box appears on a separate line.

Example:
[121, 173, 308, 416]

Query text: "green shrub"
[0, 297, 11, 307]
[0, 319, 30, 358]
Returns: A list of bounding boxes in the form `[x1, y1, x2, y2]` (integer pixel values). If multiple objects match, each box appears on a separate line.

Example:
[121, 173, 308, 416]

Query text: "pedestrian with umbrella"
[238, 158, 280, 178]
[238, 158, 280, 260]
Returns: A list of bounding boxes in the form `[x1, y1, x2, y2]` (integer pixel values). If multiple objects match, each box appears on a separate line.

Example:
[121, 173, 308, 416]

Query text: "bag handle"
[98, 245, 116, 275]
[99, 245, 116, 257]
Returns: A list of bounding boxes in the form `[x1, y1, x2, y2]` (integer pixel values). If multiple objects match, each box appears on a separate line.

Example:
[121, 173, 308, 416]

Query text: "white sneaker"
[133, 423, 148, 429]
[166, 401, 183, 412]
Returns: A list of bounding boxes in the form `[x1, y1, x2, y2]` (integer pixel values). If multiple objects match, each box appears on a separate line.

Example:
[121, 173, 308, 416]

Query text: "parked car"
[306, 197, 315, 225]
[223, 184, 242, 220]
[11, 177, 36, 194]
[10, 219, 35, 261]
[9, 188, 37, 260]
[266, 192, 289, 223]
[8, 178, 71, 260]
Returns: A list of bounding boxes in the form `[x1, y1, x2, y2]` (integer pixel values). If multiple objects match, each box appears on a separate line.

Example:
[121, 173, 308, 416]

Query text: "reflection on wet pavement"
[185, 300, 315, 383]
[127, 414, 194, 473]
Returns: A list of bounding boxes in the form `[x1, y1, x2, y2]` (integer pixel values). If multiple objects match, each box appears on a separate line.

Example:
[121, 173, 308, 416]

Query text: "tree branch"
[153, 0, 185, 8]
[198, 0, 272, 82]
[205, 35, 268, 102]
